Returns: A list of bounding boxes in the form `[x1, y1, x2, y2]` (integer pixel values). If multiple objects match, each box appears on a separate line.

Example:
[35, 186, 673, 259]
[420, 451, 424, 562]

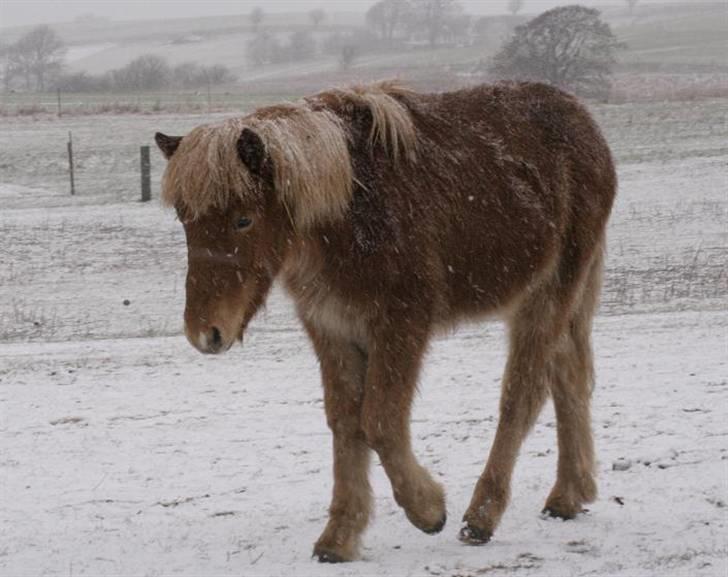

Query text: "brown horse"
[155, 81, 616, 562]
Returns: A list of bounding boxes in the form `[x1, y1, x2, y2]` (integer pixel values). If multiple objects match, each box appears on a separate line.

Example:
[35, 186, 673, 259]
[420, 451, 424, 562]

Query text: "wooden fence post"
[67, 132, 75, 196]
[140, 145, 151, 202]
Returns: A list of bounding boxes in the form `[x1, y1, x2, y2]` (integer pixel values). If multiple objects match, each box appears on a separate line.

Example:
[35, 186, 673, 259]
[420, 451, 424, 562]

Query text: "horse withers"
[155, 81, 616, 562]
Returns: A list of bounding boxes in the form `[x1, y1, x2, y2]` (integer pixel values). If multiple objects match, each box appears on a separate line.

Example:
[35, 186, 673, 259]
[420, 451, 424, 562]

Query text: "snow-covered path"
[1, 310, 725, 576]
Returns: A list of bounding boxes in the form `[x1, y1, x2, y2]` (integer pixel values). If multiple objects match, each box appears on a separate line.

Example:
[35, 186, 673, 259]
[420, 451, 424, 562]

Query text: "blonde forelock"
[161, 118, 254, 219]
[160, 81, 416, 227]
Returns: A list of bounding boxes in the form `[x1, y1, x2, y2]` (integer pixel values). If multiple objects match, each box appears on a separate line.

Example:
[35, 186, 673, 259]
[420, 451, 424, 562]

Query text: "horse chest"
[299, 287, 369, 346]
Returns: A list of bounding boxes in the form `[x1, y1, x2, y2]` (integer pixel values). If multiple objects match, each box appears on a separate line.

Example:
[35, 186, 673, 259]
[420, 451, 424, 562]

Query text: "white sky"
[0, 0, 692, 29]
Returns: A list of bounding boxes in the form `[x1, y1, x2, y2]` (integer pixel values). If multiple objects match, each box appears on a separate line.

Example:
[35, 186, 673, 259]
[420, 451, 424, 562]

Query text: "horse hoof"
[422, 512, 447, 535]
[458, 523, 492, 545]
[541, 506, 586, 521]
[314, 549, 347, 564]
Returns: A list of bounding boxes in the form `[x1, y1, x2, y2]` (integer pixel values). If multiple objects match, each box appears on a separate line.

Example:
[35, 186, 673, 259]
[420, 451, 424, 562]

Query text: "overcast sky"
[0, 0, 688, 29]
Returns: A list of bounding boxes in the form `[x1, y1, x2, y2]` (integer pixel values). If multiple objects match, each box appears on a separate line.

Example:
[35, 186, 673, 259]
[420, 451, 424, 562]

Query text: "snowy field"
[0, 98, 726, 576]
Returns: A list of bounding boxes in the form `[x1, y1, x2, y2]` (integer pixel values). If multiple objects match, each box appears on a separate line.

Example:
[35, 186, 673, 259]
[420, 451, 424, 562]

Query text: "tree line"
[245, 1, 621, 98]
[244, 0, 472, 63]
[363, 0, 636, 45]
[61, 56, 234, 92]
[1, 1, 629, 100]
[1, 25, 235, 92]
[365, 0, 471, 47]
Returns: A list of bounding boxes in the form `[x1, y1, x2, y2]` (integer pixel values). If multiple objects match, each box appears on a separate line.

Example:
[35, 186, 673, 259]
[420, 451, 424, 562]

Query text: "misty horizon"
[0, 0, 697, 30]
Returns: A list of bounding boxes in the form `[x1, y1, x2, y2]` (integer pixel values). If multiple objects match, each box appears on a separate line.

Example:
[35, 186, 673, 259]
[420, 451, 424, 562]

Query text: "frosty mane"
[160, 81, 417, 227]
[309, 81, 418, 163]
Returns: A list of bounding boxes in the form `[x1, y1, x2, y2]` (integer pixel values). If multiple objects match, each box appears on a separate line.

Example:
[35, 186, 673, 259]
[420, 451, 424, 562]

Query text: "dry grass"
[16, 104, 49, 116]
[609, 73, 728, 103]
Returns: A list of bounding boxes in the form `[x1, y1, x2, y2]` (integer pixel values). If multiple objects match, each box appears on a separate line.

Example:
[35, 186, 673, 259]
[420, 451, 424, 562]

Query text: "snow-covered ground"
[0, 99, 726, 575]
[1, 311, 726, 576]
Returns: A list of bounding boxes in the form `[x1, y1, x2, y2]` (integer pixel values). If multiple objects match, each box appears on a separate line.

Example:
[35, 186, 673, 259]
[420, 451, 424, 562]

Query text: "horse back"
[287, 83, 616, 326]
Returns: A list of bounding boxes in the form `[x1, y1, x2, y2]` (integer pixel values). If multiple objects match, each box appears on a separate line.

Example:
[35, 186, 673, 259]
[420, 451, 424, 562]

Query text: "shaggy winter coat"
[156, 81, 616, 562]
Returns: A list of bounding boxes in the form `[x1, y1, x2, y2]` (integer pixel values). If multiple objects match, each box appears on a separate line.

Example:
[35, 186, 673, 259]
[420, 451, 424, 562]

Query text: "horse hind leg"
[459, 285, 560, 544]
[543, 251, 603, 519]
[460, 244, 604, 543]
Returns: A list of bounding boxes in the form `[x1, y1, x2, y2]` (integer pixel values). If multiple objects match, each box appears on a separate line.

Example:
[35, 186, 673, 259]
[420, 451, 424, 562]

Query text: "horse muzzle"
[185, 324, 235, 355]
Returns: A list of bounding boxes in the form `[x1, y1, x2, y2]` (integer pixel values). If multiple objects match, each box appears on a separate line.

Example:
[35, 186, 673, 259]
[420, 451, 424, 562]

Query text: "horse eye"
[235, 217, 252, 230]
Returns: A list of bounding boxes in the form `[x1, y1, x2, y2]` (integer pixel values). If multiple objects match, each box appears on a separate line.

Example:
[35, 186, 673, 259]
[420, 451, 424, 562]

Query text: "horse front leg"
[305, 324, 372, 563]
[360, 326, 447, 535]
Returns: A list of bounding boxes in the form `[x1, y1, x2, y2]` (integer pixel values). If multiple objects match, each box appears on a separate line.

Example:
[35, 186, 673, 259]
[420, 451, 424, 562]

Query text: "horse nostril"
[210, 326, 222, 349]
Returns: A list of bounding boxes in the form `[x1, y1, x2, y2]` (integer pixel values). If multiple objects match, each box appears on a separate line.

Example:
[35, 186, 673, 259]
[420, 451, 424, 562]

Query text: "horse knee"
[360, 420, 388, 453]
[326, 412, 361, 440]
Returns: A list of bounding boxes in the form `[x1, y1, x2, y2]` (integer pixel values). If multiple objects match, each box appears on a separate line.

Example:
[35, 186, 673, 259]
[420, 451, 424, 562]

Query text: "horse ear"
[155, 132, 182, 159]
[237, 128, 268, 176]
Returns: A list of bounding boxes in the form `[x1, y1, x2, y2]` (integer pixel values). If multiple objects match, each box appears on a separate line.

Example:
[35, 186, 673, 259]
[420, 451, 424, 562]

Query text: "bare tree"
[171, 62, 201, 88]
[323, 29, 378, 61]
[309, 8, 326, 28]
[508, 0, 524, 16]
[203, 65, 234, 85]
[339, 45, 359, 70]
[247, 30, 279, 67]
[250, 6, 264, 31]
[111, 54, 170, 90]
[10, 25, 65, 91]
[0, 42, 17, 91]
[285, 30, 317, 61]
[171, 62, 234, 88]
[413, 0, 463, 47]
[490, 6, 621, 99]
[444, 13, 471, 45]
[626, 0, 639, 14]
[366, 0, 411, 43]
[247, 30, 317, 66]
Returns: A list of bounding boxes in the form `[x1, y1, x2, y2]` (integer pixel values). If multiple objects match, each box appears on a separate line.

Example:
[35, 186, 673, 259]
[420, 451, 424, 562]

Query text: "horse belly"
[443, 189, 559, 317]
